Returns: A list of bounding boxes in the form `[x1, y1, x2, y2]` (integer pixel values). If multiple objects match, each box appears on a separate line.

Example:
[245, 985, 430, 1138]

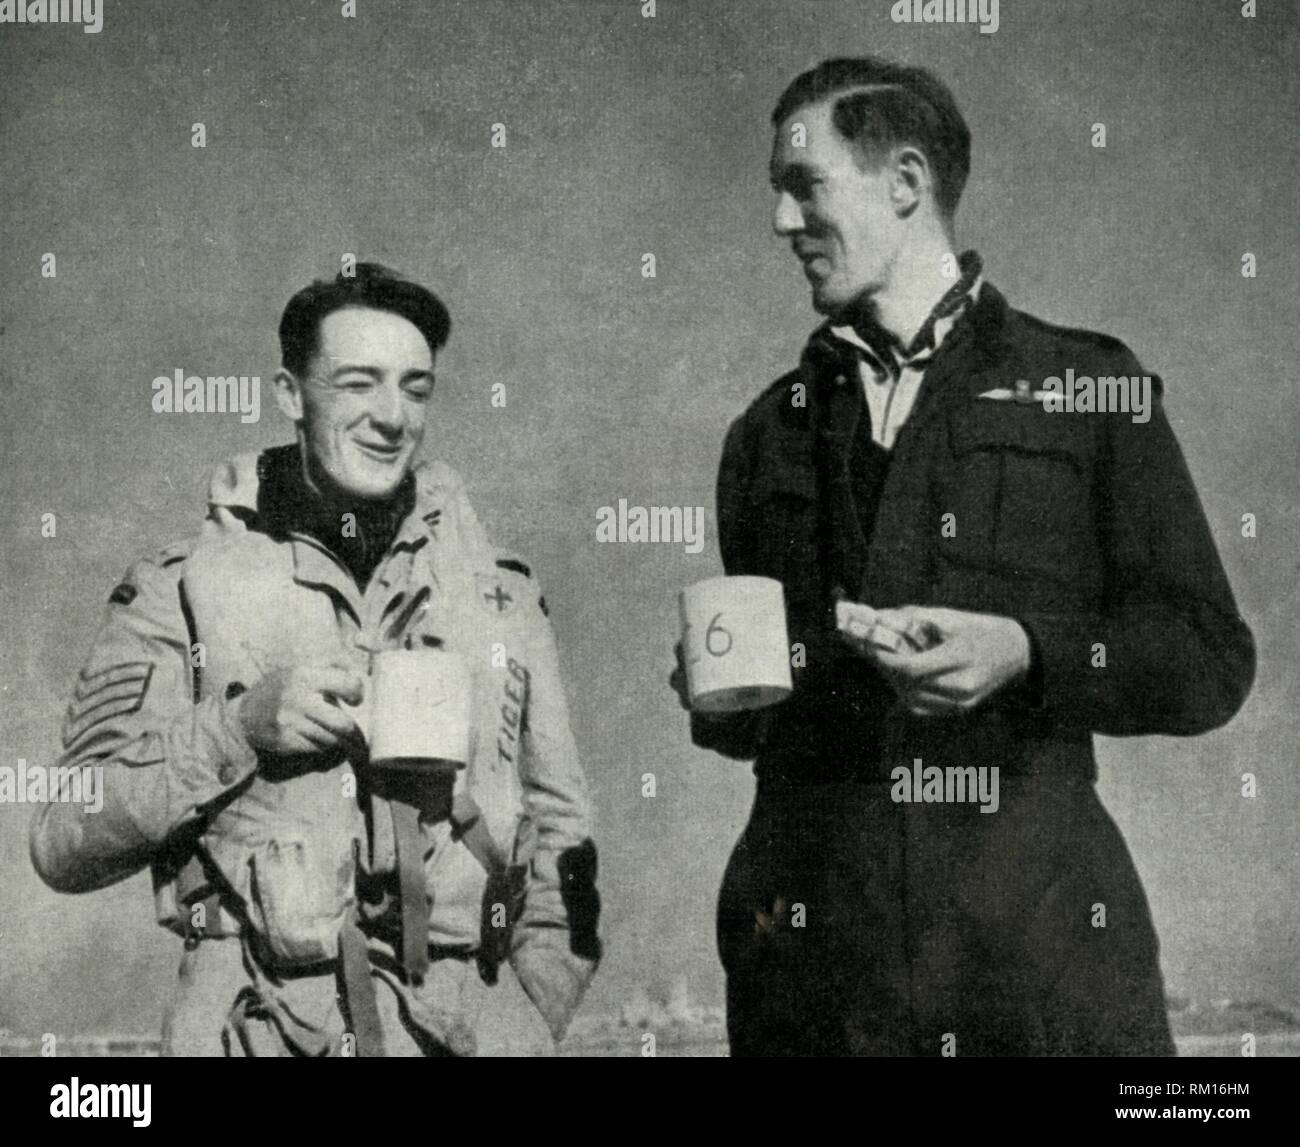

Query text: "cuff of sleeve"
[1014, 612, 1106, 717]
[690, 709, 765, 759]
[510, 930, 599, 1043]
[998, 619, 1046, 711]
[520, 840, 602, 959]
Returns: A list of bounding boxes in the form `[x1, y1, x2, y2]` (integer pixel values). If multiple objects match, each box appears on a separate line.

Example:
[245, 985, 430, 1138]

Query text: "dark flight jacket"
[699, 282, 1255, 1056]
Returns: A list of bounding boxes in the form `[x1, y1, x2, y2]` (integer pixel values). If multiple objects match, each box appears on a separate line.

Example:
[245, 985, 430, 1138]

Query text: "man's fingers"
[864, 608, 941, 653]
[838, 626, 885, 658]
[903, 695, 960, 718]
[304, 667, 366, 706]
[900, 606, 961, 629]
[287, 719, 339, 752]
[301, 695, 360, 740]
[839, 621, 920, 659]
[870, 607, 914, 633]
[668, 667, 691, 709]
[892, 670, 992, 716]
[871, 640, 969, 681]
[871, 607, 931, 635]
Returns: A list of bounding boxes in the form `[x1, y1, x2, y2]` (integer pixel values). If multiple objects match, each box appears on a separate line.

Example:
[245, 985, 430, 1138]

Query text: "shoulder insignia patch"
[63, 662, 154, 751]
[109, 583, 138, 606]
[476, 572, 517, 616]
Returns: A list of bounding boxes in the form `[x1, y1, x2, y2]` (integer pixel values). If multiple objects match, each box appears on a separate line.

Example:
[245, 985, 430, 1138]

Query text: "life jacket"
[153, 451, 544, 975]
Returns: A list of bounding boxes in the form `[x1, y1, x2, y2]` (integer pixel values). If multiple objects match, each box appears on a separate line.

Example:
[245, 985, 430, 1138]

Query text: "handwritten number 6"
[705, 613, 732, 658]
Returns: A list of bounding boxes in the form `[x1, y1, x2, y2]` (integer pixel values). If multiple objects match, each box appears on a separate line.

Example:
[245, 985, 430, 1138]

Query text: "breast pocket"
[937, 403, 1098, 586]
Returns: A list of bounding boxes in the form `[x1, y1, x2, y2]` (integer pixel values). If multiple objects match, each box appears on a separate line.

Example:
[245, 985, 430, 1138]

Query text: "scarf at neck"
[837, 249, 983, 378]
[256, 443, 417, 589]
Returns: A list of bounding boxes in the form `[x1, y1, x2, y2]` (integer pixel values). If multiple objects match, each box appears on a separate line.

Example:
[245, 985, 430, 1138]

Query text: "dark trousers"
[717, 776, 1176, 1057]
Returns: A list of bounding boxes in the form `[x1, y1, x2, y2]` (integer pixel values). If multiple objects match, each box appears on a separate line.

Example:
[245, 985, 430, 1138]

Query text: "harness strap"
[177, 854, 224, 945]
[451, 793, 527, 986]
[391, 801, 430, 985]
[450, 792, 507, 875]
[338, 907, 386, 1057]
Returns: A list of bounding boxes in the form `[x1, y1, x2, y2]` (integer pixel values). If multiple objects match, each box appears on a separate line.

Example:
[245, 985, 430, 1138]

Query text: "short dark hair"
[772, 57, 971, 220]
[278, 263, 451, 377]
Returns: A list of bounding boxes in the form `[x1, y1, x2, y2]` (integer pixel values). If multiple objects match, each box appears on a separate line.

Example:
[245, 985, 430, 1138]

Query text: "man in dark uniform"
[672, 57, 1254, 1056]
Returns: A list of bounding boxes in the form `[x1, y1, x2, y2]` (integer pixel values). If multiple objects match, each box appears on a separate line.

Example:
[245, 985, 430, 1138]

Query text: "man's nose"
[368, 383, 404, 432]
[772, 192, 804, 236]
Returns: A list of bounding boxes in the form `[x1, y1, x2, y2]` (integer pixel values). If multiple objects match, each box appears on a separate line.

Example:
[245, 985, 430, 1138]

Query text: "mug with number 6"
[678, 575, 793, 713]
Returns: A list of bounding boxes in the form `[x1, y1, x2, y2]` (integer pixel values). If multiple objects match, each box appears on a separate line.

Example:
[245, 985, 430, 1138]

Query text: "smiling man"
[673, 58, 1254, 1056]
[32, 264, 601, 1056]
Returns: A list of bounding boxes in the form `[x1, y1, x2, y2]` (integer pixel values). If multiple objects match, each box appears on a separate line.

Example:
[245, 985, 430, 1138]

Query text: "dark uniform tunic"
[697, 280, 1255, 1056]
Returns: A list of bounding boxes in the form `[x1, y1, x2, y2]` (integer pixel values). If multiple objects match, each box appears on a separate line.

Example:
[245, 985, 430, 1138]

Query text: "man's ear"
[890, 146, 930, 219]
[273, 368, 304, 421]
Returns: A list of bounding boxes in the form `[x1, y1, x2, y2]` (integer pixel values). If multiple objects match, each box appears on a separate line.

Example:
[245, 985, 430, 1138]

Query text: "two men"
[31, 265, 601, 1056]
[32, 57, 1256, 1060]
[680, 58, 1254, 1055]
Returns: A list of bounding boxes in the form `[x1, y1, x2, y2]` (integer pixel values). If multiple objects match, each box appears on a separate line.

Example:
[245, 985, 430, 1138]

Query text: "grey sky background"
[1, 0, 1296, 1037]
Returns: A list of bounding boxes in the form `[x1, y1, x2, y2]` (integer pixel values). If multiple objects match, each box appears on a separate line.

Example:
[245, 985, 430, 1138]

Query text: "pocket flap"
[949, 401, 1087, 470]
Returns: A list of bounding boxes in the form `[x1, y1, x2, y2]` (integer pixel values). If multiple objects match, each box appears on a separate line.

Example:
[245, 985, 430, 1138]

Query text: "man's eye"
[404, 386, 433, 402]
[775, 175, 817, 200]
[340, 379, 373, 391]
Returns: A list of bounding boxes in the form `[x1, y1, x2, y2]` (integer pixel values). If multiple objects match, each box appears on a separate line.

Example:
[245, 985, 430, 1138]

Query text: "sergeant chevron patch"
[62, 662, 154, 750]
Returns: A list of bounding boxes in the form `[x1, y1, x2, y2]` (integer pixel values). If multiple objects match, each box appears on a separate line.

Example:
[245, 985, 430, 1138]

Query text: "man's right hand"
[234, 659, 365, 757]
[671, 640, 767, 759]
[668, 641, 691, 711]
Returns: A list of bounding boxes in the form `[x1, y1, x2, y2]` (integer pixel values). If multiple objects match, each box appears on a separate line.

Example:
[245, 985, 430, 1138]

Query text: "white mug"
[679, 575, 792, 713]
[365, 648, 471, 772]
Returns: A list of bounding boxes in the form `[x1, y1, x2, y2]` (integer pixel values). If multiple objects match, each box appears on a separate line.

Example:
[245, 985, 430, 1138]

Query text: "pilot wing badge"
[978, 378, 1053, 404]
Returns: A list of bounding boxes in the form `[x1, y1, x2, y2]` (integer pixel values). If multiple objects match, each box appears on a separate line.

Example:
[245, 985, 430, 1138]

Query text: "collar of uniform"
[830, 279, 983, 379]
[887, 278, 1021, 435]
[825, 250, 984, 378]
[259, 441, 413, 531]
[205, 447, 460, 586]
[789, 278, 1016, 471]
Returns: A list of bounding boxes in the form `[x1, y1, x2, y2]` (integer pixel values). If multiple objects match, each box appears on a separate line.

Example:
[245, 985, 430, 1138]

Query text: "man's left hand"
[844, 606, 1031, 717]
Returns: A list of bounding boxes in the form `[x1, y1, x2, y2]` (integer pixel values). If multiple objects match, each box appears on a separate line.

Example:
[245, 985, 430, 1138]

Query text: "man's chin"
[812, 294, 851, 320]
[328, 463, 411, 504]
[809, 282, 850, 317]
[353, 476, 408, 502]
[814, 285, 874, 325]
